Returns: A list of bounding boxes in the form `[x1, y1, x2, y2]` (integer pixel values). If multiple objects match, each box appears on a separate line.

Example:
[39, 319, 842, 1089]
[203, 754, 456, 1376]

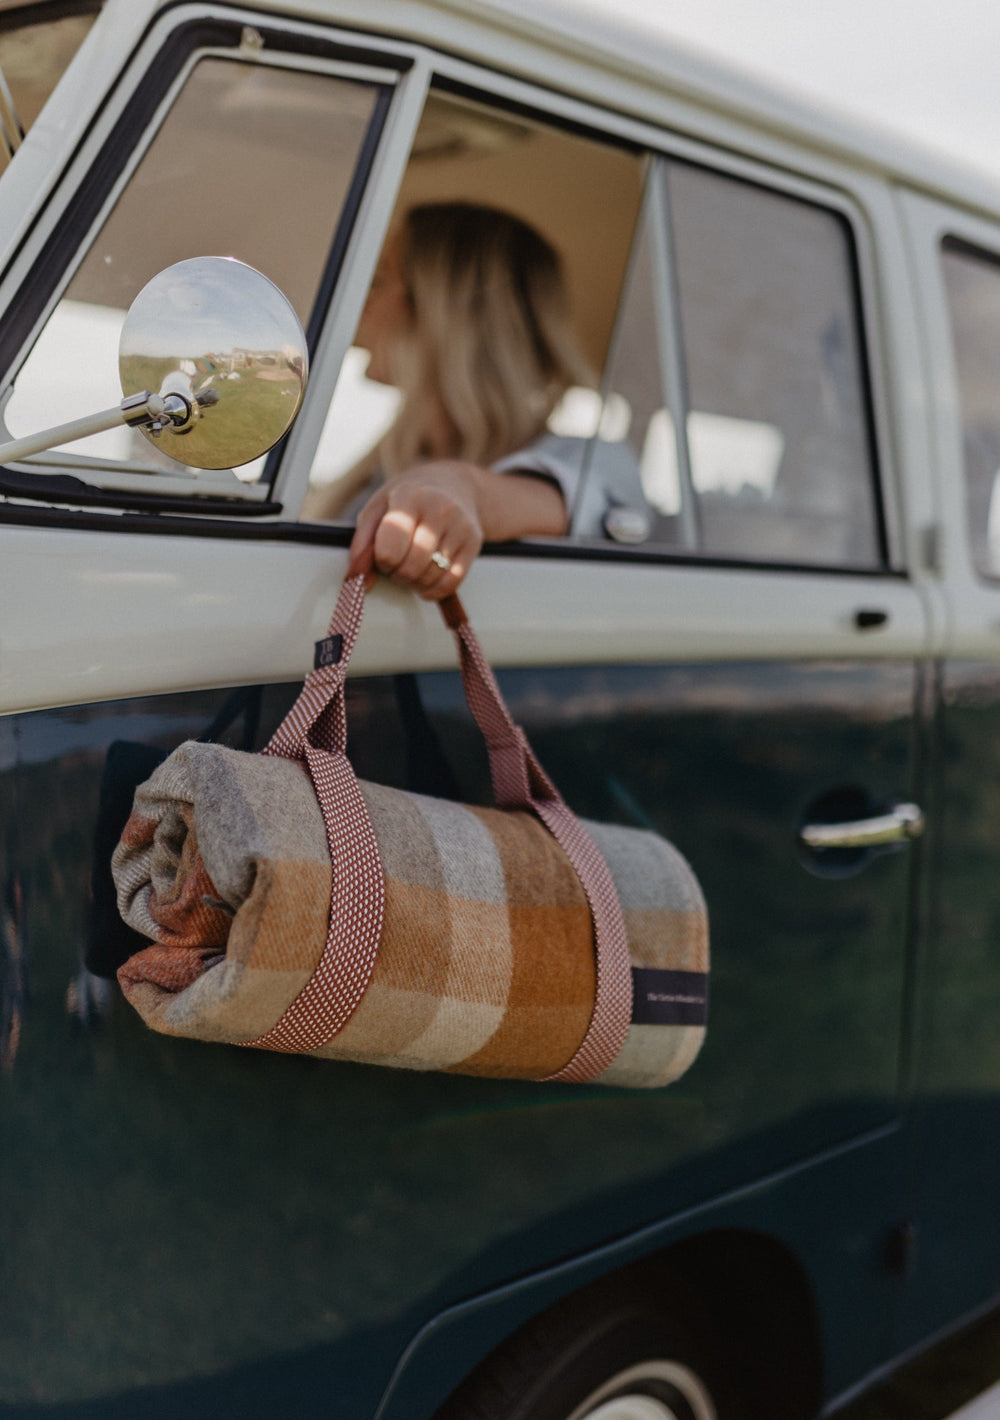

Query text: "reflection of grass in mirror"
[171, 371, 301, 470]
[118, 353, 179, 397]
[119, 354, 302, 470]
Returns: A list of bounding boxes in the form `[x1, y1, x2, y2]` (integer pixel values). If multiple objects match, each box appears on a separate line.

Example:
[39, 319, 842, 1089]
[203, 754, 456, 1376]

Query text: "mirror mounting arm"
[121, 390, 161, 426]
[0, 396, 149, 465]
[126, 389, 195, 437]
[0, 390, 194, 466]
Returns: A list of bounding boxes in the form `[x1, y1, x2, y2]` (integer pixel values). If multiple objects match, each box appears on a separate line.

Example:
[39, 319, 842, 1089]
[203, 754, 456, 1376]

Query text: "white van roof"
[282, 0, 1000, 218]
[11, 0, 1000, 218]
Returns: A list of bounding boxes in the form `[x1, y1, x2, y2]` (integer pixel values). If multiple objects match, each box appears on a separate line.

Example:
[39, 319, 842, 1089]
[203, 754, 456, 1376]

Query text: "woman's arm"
[348, 459, 567, 599]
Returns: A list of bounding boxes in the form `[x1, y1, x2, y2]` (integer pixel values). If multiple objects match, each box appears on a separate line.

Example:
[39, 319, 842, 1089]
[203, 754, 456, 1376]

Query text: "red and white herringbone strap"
[244, 744, 385, 1053]
[262, 573, 368, 760]
[531, 797, 633, 1083]
[441, 597, 633, 1083]
[247, 574, 384, 1053]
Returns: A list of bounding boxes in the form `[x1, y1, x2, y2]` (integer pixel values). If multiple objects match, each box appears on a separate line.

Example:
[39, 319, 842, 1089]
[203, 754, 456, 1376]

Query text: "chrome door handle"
[799, 802, 925, 850]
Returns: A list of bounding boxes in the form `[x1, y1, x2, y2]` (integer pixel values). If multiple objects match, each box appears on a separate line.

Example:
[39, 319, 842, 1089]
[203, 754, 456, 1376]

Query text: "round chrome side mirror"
[0, 256, 308, 472]
[119, 256, 308, 470]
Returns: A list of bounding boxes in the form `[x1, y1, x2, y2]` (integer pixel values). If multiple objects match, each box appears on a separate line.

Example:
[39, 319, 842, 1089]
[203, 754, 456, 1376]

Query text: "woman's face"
[356, 231, 411, 385]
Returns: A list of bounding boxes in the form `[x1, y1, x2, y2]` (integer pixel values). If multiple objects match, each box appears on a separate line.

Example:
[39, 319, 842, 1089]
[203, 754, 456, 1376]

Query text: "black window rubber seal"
[0, 468, 282, 516]
[0, 499, 909, 579]
[259, 78, 394, 489]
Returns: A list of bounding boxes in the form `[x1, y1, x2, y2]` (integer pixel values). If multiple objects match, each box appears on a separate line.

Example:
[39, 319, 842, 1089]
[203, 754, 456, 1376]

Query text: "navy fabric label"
[630, 967, 708, 1026]
[313, 633, 344, 670]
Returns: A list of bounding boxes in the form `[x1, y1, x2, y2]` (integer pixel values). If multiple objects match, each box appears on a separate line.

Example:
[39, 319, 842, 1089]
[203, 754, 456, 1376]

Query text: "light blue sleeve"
[492, 433, 651, 541]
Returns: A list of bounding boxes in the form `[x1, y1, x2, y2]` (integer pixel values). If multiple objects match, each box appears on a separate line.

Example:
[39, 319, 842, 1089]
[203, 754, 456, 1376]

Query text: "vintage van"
[2, 0, 1000, 1416]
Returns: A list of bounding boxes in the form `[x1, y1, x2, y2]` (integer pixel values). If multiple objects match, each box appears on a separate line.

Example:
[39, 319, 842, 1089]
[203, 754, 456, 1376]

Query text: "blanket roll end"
[117, 944, 225, 1035]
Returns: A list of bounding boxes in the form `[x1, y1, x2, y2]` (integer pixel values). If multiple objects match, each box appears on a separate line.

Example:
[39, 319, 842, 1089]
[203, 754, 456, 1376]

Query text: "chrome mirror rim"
[118, 255, 308, 471]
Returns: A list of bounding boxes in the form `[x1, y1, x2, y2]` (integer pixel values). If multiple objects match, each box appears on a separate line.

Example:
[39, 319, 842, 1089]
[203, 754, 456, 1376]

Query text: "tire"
[434, 1266, 743, 1420]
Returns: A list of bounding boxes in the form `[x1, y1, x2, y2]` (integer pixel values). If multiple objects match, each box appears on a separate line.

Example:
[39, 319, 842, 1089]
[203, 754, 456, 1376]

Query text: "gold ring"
[430, 550, 452, 572]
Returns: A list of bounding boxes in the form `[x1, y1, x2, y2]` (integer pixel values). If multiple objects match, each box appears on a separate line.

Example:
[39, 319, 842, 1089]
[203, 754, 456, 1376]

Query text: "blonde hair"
[380, 202, 592, 474]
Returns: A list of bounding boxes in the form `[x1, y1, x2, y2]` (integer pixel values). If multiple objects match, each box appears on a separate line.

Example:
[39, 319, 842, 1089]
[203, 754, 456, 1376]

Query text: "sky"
[554, 0, 1000, 184]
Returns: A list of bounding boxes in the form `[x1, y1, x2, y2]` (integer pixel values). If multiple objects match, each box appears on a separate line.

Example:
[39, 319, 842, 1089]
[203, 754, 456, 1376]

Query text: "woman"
[306, 202, 616, 599]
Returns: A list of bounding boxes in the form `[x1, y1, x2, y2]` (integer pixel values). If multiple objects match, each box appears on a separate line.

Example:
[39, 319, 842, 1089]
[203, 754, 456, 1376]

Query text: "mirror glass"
[118, 256, 308, 470]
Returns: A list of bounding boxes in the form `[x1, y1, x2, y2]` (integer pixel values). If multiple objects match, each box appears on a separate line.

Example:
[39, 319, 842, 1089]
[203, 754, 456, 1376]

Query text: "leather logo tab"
[313, 633, 344, 670]
[630, 968, 708, 1026]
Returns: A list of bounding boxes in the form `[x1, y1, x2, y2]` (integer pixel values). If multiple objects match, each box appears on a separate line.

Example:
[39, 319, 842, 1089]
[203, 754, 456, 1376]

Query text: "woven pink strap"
[247, 574, 632, 1080]
[441, 596, 633, 1083]
[247, 575, 384, 1052]
[261, 572, 367, 760]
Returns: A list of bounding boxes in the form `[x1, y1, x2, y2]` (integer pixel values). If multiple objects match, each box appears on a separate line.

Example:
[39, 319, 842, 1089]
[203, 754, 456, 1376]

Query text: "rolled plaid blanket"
[113, 575, 708, 1088]
[114, 742, 708, 1087]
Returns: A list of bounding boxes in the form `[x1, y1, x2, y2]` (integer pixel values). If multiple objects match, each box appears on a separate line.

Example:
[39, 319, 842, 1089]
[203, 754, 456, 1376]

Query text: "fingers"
[375, 507, 436, 581]
[374, 515, 474, 599]
[407, 530, 480, 599]
[354, 476, 483, 600]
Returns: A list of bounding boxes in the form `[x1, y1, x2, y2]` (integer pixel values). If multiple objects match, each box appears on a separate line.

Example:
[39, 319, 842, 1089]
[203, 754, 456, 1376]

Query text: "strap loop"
[262, 574, 366, 761]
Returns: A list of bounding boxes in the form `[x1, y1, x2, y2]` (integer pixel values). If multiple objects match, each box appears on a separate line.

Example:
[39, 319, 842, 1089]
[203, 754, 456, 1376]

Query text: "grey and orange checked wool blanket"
[114, 573, 708, 1088]
[113, 741, 708, 1088]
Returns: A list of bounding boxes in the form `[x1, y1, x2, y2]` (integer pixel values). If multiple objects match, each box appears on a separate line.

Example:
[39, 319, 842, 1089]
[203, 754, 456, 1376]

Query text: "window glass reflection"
[669, 163, 880, 567]
[941, 244, 1000, 579]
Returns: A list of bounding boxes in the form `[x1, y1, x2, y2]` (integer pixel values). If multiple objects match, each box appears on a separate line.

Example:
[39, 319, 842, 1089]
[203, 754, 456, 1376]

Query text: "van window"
[302, 89, 644, 521]
[941, 241, 1000, 580]
[308, 107, 882, 572]
[580, 162, 882, 567]
[671, 165, 880, 567]
[2, 53, 389, 489]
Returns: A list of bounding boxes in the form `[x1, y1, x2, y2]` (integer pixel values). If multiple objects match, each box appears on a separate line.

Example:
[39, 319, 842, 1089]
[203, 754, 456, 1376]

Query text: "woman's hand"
[348, 459, 567, 600]
[348, 461, 484, 599]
